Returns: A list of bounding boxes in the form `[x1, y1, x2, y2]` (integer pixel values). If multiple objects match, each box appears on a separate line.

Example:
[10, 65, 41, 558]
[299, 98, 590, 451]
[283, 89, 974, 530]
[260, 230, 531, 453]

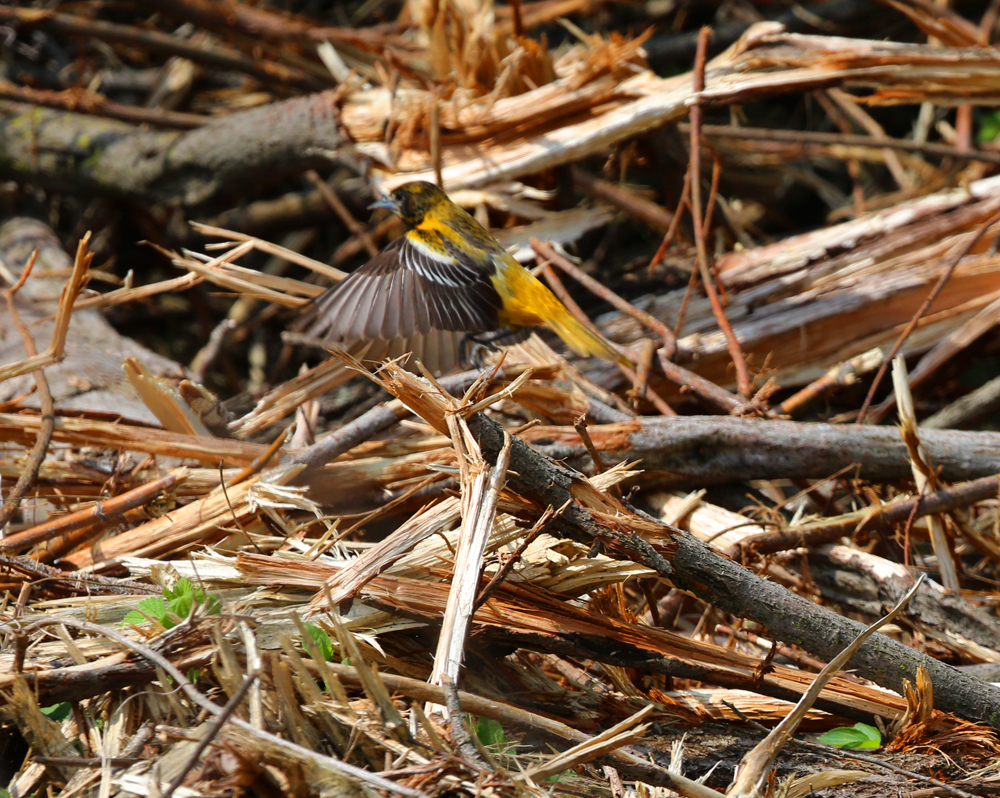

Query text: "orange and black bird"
[303, 181, 628, 373]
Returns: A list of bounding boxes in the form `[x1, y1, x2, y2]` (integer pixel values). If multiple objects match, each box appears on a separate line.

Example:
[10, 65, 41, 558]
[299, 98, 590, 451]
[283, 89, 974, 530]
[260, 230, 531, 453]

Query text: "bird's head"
[370, 181, 450, 227]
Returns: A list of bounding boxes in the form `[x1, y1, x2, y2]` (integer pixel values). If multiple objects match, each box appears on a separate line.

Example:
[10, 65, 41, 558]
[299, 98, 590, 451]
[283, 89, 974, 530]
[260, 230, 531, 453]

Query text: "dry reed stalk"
[0, 411, 270, 466]
[0, 233, 92, 384]
[60, 475, 262, 569]
[429, 415, 510, 698]
[355, 571, 908, 720]
[891, 356, 959, 590]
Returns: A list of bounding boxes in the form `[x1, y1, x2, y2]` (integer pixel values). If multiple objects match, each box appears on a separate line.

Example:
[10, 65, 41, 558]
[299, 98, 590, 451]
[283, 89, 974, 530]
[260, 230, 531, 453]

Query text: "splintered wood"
[8, 4, 1000, 798]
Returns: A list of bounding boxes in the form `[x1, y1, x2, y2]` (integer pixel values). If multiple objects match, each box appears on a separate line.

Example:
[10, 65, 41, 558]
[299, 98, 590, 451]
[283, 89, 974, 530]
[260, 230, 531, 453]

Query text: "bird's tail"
[546, 305, 631, 367]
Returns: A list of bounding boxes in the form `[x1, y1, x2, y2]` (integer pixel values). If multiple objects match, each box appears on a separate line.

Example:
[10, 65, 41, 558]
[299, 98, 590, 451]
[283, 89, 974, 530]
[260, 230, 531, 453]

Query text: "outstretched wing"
[305, 236, 503, 342]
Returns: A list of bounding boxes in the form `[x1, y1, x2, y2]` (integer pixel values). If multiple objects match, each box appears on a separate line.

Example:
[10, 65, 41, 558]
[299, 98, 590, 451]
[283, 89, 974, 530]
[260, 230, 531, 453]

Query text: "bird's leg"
[460, 327, 532, 365]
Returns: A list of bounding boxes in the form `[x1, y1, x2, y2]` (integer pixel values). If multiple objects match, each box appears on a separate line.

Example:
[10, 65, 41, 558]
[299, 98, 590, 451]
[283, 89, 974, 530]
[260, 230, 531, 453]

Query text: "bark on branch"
[527, 416, 1000, 487]
[465, 412, 1000, 730]
[0, 91, 343, 207]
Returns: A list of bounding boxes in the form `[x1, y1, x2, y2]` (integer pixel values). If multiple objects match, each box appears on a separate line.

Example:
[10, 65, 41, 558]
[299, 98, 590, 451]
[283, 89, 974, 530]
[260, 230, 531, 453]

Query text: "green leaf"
[547, 769, 575, 783]
[819, 723, 881, 749]
[187, 668, 201, 684]
[979, 109, 1000, 144]
[850, 722, 881, 748]
[474, 717, 508, 748]
[303, 623, 336, 662]
[41, 703, 72, 722]
[137, 596, 167, 620]
[123, 597, 168, 626]
[167, 593, 194, 623]
[166, 578, 194, 601]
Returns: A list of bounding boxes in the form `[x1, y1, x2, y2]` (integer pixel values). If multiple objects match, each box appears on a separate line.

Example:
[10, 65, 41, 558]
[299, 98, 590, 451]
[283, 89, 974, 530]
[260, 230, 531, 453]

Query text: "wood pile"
[4, 2, 1000, 797]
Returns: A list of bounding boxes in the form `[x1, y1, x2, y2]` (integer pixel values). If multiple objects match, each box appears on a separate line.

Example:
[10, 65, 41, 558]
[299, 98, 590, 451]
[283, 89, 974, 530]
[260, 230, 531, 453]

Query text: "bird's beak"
[368, 195, 396, 211]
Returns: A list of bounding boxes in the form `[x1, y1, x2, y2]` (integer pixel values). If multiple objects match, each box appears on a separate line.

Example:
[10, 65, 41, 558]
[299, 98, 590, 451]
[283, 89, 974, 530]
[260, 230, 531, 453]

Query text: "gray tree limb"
[0, 91, 343, 207]
[528, 415, 1000, 487]
[466, 412, 1000, 730]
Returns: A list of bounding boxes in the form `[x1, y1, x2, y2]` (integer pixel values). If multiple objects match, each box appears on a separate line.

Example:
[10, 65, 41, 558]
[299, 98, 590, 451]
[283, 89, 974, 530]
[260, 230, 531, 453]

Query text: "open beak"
[368, 195, 396, 211]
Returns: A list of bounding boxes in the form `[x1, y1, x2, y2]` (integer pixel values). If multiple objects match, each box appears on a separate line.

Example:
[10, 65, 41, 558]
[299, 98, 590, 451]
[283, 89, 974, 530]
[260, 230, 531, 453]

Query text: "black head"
[371, 181, 450, 227]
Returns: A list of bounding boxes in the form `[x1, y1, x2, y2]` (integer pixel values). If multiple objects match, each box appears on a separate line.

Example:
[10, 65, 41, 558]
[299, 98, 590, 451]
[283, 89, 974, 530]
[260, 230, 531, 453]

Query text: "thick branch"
[0, 91, 343, 207]
[527, 416, 1000, 487]
[466, 412, 1000, 729]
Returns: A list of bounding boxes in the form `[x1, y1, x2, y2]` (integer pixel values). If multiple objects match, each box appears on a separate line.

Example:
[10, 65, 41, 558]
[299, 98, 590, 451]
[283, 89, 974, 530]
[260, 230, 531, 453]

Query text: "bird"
[301, 181, 629, 373]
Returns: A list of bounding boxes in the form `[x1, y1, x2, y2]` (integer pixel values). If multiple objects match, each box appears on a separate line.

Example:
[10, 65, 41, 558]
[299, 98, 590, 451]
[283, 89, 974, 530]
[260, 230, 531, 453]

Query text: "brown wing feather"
[305, 236, 503, 343]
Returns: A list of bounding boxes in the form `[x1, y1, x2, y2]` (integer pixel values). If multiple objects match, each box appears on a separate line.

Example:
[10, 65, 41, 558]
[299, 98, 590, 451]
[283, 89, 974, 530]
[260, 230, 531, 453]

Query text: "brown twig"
[474, 501, 568, 612]
[227, 427, 289, 487]
[574, 415, 607, 474]
[693, 123, 1000, 167]
[509, 0, 526, 37]
[537, 259, 675, 415]
[0, 554, 155, 596]
[0, 232, 92, 384]
[655, 349, 745, 414]
[672, 263, 698, 339]
[305, 172, 379, 257]
[778, 349, 884, 417]
[571, 168, 674, 234]
[430, 89, 444, 189]
[732, 474, 1000, 560]
[0, 80, 209, 130]
[628, 339, 658, 410]
[0, 250, 55, 533]
[688, 27, 752, 398]
[857, 205, 1000, 423]
[650, 172, 691, 269]
[1, 471, 186, 555]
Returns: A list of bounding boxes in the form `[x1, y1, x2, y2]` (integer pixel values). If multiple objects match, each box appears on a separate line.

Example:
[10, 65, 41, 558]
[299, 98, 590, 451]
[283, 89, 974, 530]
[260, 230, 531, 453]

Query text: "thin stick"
[650, 172, 690, 269]
[0, 233, 92, 384]
[629, 339, 657, 410]
[474, 501, 568, 611]
[0, 471, 186, 555]
[688, 27, 751, 398]
[430, 89, 443, 189]
[733, 474, 1000, 560]
[857, 205, 1000, 423]
[655, 348, 744, 414]
[305, 171, 378, 257]
[893, 356, 959, 590]
[160, 669, 262, 798]
[0, 250, 55, 533]
[574, 415, 607, 474]
[692, 123, 1000, 168]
